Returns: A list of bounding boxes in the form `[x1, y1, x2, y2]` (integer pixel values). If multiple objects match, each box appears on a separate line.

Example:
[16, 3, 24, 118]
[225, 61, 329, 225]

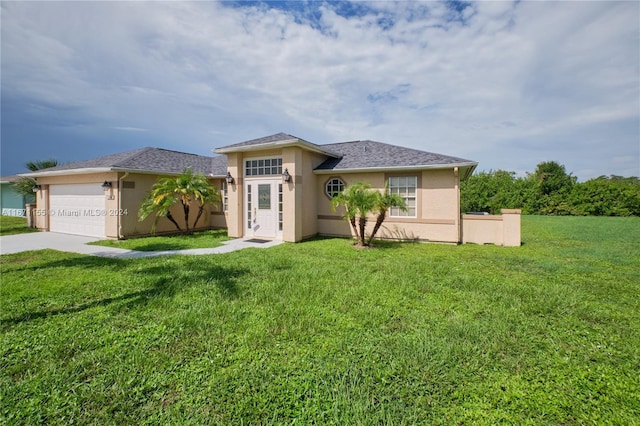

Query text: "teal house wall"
[0, 178, 34, 216]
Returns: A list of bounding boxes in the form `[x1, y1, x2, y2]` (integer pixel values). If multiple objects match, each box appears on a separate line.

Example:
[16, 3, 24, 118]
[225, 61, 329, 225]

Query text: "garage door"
[49, 184, 106, 238]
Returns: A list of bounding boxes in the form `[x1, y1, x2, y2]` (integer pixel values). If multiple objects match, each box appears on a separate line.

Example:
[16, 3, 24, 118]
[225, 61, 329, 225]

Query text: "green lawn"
[89, 229, 228, 251]
[1, 216, 639, 424]
[0, 216, 39, 236]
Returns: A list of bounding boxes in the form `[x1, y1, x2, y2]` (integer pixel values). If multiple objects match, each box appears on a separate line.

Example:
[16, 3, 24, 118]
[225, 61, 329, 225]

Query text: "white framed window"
[388, 176, 417, 217]
[325, 177, 345, 199]
[245, 158, 282, 176]
[222, 181, 228, 212]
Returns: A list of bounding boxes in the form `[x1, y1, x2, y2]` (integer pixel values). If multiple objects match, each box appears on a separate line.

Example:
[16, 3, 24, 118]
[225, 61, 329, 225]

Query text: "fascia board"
[313, 162, 479, 175]
[20, 167, 224, 178]
[19, 168, 116, 178]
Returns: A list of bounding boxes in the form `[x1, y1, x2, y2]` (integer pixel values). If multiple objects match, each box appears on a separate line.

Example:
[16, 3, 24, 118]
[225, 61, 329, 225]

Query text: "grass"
[88, 229, 228, 251]
[0, 216, 39, 236]
[1, 216, 639, 424]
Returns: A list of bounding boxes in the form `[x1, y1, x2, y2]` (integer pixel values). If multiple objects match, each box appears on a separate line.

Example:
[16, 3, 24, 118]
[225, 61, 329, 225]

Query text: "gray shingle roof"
[315, 140, 476, 171]
[218, 132, 299, 150]
[0, 175, 21, 183]
[21, 134, 476, 178]
[23, 147, 226, 177]
[210, 156, 228, 176]
[218, 133, 475, 171]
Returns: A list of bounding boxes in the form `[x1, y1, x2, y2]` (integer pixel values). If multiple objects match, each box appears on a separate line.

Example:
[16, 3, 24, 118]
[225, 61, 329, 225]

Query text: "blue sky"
[1, 1, 638, 180]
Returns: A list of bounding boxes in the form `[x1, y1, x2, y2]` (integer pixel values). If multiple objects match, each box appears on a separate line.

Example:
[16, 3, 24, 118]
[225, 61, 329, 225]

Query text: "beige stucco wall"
[119, 173, 223, 238]
[225, 152, 243, 239]
[461, 209, 521, 246]
[316, 168, 462, 243]
[283, 148, 327, 241]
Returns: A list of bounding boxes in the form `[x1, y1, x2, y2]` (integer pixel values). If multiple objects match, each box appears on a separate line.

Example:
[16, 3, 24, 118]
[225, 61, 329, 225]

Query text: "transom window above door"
[245, 158, 283, 176]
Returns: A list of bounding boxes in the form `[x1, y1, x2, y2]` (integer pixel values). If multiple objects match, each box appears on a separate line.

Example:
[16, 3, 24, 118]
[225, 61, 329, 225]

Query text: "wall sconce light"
[101, 181, 112, 191]
[225, 172, 235, 185]
[282, 168, 291, 183]
[32, 184, 42, 192]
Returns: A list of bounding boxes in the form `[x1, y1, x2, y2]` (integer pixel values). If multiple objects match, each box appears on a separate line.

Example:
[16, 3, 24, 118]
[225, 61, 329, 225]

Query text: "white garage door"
[49, 184, 106, 238]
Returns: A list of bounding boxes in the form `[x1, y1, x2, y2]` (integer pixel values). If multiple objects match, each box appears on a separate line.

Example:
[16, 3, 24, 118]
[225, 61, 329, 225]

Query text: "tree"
[25, 159, 58, 172]
[461, 162, 639, 217]
[12, 159, 59, 200]
[367, 185, 407, 246]
[570, 176, 640, 216]
[531, 161, 575, 195]
[331, 181, 407, 247]
[138, 168, 221, 234]
[460, 170, 532, 214]
[331, 182, 376, 246]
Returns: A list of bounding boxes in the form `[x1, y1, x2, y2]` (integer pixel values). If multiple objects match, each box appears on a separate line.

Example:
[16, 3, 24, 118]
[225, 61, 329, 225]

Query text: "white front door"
[245, 179, 282, 239]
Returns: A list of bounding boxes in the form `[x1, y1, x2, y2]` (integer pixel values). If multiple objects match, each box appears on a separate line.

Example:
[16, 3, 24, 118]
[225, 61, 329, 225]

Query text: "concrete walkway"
[0, 232, 283, 258]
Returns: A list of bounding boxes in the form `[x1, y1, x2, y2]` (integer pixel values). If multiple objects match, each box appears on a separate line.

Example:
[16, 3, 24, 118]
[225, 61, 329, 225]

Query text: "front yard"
[88, 229, 228, 251]
[0, 216, 38, 236]
[1, 216, 639, 424]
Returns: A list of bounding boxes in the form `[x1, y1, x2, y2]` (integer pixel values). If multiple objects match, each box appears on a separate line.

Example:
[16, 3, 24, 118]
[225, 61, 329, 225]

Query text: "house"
[0, 175, 34, 217]
[23, 133, 494, 244]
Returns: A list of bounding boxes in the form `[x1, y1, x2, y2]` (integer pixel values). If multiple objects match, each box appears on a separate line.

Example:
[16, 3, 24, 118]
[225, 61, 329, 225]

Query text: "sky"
[1, 0, 639, 180]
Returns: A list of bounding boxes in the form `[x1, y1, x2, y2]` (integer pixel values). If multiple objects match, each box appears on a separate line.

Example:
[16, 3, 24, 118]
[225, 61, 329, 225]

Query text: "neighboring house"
[23, 133, 483, 244]
[0, 175, 34, 217]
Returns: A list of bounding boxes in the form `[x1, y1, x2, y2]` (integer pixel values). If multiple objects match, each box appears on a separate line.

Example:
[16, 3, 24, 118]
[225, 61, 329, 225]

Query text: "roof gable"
[217, 132, 299, 150]
[215, 133, 340, 158]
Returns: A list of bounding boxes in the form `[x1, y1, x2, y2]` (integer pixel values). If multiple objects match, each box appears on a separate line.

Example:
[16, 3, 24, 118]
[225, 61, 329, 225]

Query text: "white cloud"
[1, 0, 638, 179]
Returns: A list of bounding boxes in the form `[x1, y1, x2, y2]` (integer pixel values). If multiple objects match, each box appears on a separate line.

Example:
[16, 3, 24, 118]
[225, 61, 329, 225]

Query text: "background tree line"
[461, 161, 640, 216]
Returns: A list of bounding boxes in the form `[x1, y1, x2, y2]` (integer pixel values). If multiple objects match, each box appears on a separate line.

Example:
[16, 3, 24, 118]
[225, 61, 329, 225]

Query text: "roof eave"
[214, 139, 341, 158]
[20, 167, 221, 178]
[19, 168, 116, 178]
[313, 162, 479, 175]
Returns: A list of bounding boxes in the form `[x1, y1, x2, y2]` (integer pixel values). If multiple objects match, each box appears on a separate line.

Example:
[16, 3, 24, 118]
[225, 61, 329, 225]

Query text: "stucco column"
[282, 147, 302, 242]
[225, 153, 244, 239]
[501, 209, 522, 247]
[35, 185, 49, 231]
[454, 167, 461, 244]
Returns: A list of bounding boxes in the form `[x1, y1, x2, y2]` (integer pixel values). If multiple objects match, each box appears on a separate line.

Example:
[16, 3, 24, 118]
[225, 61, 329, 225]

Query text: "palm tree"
[12, 159, 59, 199]
[25, 159, 58, 172]
[331, 181, 408, 247]
[330, 181, 378, 247]
[366, 186, 407, 246]
[139, 168, 221, 234]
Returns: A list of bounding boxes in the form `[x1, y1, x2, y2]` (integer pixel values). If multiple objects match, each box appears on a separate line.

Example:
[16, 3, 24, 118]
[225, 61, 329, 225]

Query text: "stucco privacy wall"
[461, 209, 522, 247]
[316, 168, 462, 243]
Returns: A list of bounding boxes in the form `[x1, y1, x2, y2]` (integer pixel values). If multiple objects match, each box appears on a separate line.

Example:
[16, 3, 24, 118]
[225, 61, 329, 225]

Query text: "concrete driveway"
[0, 232, 283, 258]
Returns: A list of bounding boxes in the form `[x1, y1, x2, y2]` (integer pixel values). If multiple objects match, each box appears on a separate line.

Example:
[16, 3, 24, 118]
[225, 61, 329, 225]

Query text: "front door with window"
[245, 179, 282, 239]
